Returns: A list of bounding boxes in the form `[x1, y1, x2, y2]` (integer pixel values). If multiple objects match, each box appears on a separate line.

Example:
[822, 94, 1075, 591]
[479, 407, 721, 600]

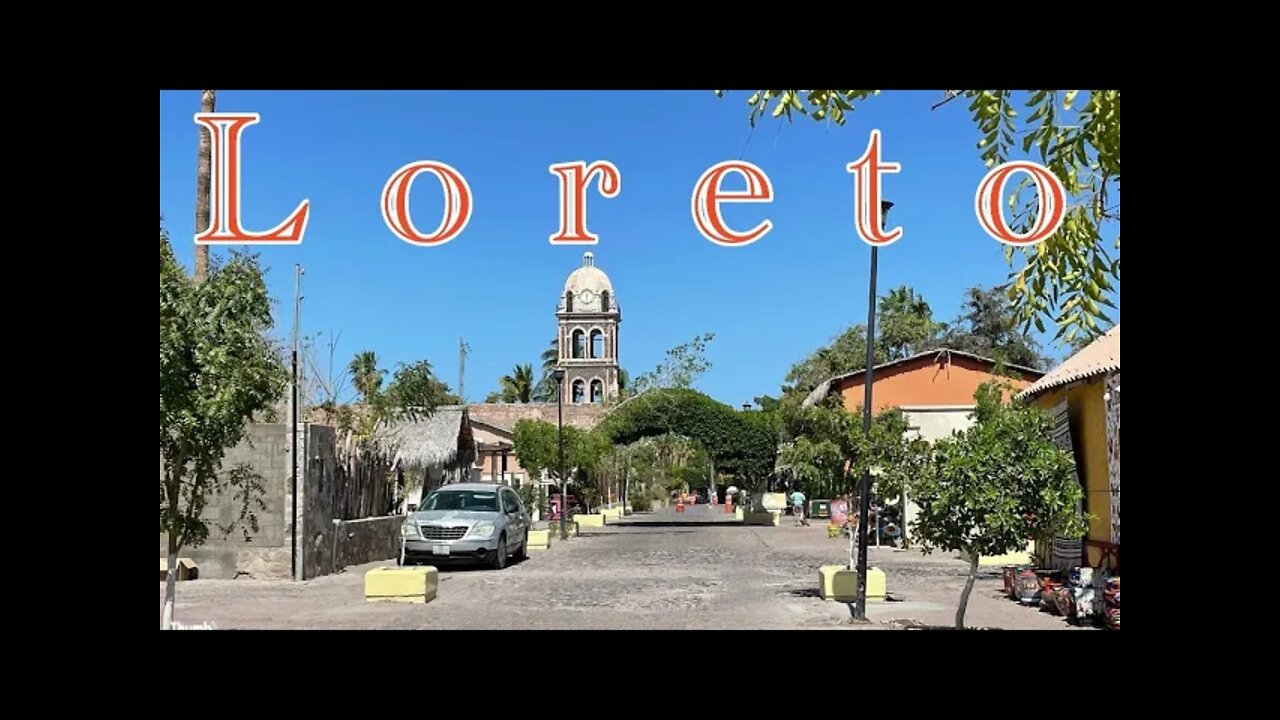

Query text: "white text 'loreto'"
[191, 113, 1068, 249]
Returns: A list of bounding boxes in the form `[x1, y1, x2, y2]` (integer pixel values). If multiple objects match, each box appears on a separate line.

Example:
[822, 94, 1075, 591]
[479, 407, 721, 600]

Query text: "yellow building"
[1017, 325, 1120, 572]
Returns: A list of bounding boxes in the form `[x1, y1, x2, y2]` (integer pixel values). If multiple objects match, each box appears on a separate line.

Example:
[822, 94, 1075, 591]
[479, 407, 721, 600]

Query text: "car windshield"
[421, 490, 500, 512]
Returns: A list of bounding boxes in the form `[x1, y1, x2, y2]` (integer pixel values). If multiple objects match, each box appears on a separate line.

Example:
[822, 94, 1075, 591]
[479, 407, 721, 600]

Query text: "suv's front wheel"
[488, 534, 508, 570]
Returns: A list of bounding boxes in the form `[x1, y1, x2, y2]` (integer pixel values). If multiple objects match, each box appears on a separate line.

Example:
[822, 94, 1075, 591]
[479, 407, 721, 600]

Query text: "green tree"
[778, 396, 917, 502]
[941, 286, 1047, 370]
[600, 388, 777, 491]
[512, 419, 608, 484]
[783, 324, 885, 398]
[715, 90, 1119, 344]
[160, 225, 288, 629]
[383, 360, 459, 410]
[629, 332, 715, 394]
[512, 419, 612, 537]
[348, 351, 384, 404]
[910, 382, 1088, 628]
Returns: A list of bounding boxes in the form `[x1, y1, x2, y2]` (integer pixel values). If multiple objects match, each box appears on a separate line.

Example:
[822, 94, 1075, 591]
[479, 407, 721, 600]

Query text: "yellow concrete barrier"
[159, 557, 199, 581]
[575, 513, 605, 527]
[528, 529, 552, 550]
[734, 507, 744, 521]
[602, 507, 623, 521]
[623, 506, 633, 516]
[818, 565, 886, 603]
[970, 541, 1036, 566]
[743, 511, 781, 527]
[761, 493, 787, 512]
[365, 566, 438, 604]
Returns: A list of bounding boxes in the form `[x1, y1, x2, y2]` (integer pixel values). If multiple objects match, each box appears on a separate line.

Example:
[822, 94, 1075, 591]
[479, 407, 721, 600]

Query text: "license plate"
[432, 545, 450, 556]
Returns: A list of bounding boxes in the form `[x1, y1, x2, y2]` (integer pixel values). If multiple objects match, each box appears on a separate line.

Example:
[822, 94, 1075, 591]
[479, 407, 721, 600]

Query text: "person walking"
[789, 487, 809, 526]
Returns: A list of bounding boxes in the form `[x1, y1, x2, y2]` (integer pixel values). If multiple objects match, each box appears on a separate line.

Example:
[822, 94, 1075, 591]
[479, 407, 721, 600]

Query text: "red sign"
[831, 500, 849, 525]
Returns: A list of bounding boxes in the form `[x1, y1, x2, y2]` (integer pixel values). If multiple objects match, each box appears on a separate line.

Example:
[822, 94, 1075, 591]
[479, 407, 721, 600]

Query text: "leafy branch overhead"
[629, 332, 716, 395]
[714, 90, 1120, 344]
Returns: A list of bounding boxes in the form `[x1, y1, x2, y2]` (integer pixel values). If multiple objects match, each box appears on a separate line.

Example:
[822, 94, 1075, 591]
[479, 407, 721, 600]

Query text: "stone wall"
[328, 516, 403, 573]
[467, 402, 608, 432]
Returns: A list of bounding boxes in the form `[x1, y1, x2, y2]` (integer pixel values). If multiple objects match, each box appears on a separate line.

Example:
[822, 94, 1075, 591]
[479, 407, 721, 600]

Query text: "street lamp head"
[552, 368, 566, 382]
[742, 403, 752, 411]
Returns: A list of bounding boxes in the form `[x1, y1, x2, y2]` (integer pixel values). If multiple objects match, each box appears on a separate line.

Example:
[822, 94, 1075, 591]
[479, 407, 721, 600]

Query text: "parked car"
[400, 483, 530, 570]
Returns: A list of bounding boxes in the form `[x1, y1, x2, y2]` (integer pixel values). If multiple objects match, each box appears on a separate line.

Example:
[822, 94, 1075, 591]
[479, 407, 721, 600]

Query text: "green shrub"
[516, 483, 546, 517]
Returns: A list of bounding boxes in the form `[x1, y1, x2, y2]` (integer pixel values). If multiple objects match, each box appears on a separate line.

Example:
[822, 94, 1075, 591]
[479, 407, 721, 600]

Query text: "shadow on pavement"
[611, 520, 746, 528]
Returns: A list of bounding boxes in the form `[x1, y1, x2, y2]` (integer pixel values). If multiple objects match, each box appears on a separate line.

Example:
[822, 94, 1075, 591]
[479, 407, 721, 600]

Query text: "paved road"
[160, 506, 1086, 630]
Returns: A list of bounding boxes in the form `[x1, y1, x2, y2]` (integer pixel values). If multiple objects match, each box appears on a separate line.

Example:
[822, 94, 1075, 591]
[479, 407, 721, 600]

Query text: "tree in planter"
[516, 482, 546, 520]
[511, 419, 610, 538]
[910, 381, 1087, 628]
[160, 226, 288, 629]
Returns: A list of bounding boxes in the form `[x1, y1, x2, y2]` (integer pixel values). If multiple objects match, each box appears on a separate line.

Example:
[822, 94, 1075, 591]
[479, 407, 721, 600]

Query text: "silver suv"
[400, 483, 530, 570]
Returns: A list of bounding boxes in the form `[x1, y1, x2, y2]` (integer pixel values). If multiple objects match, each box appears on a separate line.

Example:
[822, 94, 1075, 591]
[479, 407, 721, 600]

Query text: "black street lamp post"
[553, 368, 568, 541]
[854, 200, 893, 622]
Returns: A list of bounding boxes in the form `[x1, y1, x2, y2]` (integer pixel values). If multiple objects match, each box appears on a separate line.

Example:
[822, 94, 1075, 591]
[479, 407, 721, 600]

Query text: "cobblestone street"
[160, 506, 1086, 630]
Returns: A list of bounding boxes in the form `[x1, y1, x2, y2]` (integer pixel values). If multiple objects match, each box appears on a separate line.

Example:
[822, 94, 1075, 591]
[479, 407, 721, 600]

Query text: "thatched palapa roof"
[374, 406, 477, 471]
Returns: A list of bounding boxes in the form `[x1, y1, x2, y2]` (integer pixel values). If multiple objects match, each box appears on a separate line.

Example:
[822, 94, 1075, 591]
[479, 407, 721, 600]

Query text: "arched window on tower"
[590, 329, 603, 359]
[565, 291, 574, 312]
[601, 290, 610, 312]
[572, 330, 586, 359]
[572, 380, 585, 404]
[590, 379, 603, 404]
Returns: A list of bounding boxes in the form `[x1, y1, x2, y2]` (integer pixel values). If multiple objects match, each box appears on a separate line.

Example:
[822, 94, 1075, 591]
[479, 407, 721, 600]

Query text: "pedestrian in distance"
[789, 487, 809, 527]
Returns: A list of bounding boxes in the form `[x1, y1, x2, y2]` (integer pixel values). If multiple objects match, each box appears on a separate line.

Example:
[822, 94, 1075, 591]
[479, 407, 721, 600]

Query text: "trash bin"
[810, 499, 831, 519]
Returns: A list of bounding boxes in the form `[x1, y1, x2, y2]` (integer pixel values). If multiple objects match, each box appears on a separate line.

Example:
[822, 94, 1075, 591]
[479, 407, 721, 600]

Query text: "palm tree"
[194, 90, 216, 283]
[540, 337, 559, 375]
[348, 351, 384, 403]
[531, 337, 561, 402]
[501, 364, 536, 403]
[878, 285, 937, 360]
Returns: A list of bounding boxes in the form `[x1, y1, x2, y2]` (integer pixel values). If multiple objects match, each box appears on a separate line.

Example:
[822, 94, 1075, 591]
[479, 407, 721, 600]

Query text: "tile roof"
[1016, 324, 1120, 400]
[802, 348, 1045, 408]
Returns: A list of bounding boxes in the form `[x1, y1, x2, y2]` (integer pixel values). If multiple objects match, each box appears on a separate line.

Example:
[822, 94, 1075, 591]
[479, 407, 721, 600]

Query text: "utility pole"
[459, 338, 468, 403]
[291, 265, 304, 581]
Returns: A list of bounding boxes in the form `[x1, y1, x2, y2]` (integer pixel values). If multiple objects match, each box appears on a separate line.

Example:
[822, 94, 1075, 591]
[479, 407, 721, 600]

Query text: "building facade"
[1017, 325, 1120, 571]
[557, 252, 621, 405]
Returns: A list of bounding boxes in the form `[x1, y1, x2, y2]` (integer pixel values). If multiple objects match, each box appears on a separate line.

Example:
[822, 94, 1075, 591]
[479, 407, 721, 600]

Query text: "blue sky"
[158, 90, 1119, 406]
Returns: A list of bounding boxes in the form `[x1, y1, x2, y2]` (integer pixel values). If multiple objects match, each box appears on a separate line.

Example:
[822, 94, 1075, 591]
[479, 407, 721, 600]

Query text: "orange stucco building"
[808, 349, 1044, 417]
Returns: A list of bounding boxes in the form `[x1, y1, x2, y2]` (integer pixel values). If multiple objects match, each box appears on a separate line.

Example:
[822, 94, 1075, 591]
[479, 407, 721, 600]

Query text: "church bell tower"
[556, 252, 621, 404]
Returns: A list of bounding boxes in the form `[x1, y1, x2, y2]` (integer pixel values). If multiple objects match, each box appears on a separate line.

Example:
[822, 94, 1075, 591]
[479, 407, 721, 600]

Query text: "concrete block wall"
[161, 423, 404, 581]
[159, 424, 290, 579]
